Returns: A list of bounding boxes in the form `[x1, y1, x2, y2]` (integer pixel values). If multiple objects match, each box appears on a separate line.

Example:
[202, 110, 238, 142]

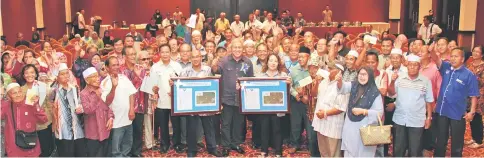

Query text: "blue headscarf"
[347, 67, 381, 122]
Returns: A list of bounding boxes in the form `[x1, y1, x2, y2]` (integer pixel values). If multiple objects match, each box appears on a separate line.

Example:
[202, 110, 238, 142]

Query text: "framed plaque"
[171, 76, 221, 116]
[238, 77, 290, 114]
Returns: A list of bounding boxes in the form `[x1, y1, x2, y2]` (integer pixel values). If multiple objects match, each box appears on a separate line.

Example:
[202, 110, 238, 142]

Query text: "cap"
[299, 46, 310, 54]
[6, 83, 20, 93]
[75, 34, 81, 38]
[347, 50, 359, 58]
[391, 48, 403, 56]
[83, 67, 98, 79]
[407, 54, 421, 62]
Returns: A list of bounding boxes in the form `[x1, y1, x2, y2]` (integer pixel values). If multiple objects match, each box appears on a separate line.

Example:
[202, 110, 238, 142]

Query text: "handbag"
[359, 113, 392, 146]
[10, 102, 38, 149]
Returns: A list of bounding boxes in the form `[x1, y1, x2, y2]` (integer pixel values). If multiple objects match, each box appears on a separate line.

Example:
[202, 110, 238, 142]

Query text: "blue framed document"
[238, 77, 290, 114]
[171, 76, 221, 116]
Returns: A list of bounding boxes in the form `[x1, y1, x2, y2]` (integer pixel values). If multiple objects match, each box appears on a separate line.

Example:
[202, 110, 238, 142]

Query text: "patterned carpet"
[141, 123, 484, 157]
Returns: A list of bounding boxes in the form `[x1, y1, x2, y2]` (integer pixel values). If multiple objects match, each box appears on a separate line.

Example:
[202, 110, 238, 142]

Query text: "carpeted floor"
[141, 123, 484, 157]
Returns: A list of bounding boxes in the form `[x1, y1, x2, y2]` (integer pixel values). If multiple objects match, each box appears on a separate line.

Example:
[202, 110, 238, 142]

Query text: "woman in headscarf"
[337, 66, 384, 157]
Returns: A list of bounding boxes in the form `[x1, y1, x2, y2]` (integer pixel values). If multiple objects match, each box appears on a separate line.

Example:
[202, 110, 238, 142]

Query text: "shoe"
[208, 150, 223, 157]
[197, 142, 205, 149]
[231, 146, 245, 154]
[465, 139, 476, 145]
[469, 143, 483, 148]
[159, 146, 169, 154]
[174, 144, 187, 153]
[131, 154, 143, 157]
[287, 147, 298, 154]
[187, 152, 197, 157]
[150, 146, 160, 151]
[222, 149, 230, 156]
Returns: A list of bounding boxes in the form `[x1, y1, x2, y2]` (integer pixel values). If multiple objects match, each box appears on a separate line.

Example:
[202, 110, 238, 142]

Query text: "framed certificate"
[171, 76, 221, 116]
[238, 77, 290, 114]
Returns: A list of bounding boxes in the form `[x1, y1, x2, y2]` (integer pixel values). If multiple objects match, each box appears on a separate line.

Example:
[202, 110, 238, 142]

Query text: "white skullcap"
[407, 54, 421, 62]
[335, 63, 345, 71]
[191, 30, 201, 36]
[391, 48, 403, 56]
[58, 63, 69, 72]
[347, 50, 359, 58]
[6, 83, 20, 93]
[83, 67, 98, 79]
[74, 34, 81, 38]
[243, 40, 255, 46]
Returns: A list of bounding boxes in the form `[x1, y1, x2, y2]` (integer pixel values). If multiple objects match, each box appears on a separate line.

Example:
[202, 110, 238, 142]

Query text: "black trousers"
[221, 105, 245, 149]
[187, 115, 217, 153]
[37, 124, 54, 157]
[55, 138, 86, 157]
[422, 113, 439, 150]
[248, 114, 261, 146]
[131, 113, 144, 155]
[470, 113, 483, 144]
[280, 114, 291, 142]
[155, 108, 171, 148]
[212, 114, 222, 145]
[434, 115, 466, 157]
[85, 139, 109, 157]
[393, 124, 424, 157]
[383, 97, 395, 157]
[260, 114, 282, 155]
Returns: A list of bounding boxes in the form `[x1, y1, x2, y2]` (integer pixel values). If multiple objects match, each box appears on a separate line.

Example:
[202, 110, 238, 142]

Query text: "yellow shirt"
[215, 18, 230, 34]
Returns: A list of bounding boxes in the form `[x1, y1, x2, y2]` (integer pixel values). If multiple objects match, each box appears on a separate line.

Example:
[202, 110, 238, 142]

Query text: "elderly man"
[80, 67, 114, 157]
[88, 32, 104, 49]
[169, 38, 180, 61]
[126, 24, 144, 42]
[418, 15, 442, 44]
[191, 30, 206, 54]
[82, 30, 93, 44]
[1, 83, 48, 157]
[230, 15, 245, 38]
[215, 12, 230, 34]
[245, 13, 263, 31]
[50, 63, 86, 157]
[388, 54, 434, 157]
[244, 39, 258, 64]
[261, 13, 276, 35]
[101, 57, 137, 157]
[211, 39, 253, 155]
[180, 50, 223, 157]
[14, 32, 30, 47]
[253, 43, 269, 75]
[430, 48, 479, 157]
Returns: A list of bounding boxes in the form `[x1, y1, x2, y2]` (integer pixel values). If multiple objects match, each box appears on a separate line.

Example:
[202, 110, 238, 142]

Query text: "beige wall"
[35, 0, 44, 28]
[459, 0, 477, 31]
[65, 0, 71, 23]
[0, 6, 3, 36]
[389, 0, 401, 19]
[418, 0, 432, 23]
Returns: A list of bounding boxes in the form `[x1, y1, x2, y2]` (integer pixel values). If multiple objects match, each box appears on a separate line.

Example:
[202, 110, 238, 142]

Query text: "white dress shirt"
[149, 60, 183, 109]
[418, 23, 442, 44]
[230, 21, 245, 37]
[245, 20, 263, 30]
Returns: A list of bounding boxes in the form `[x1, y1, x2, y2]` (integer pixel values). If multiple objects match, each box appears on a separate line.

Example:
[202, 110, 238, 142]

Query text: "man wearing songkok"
[1, 83, 48, 157]
[388, 54, 434, 156]
[50, 63, 86, 157]
[80, 67, 114, 157]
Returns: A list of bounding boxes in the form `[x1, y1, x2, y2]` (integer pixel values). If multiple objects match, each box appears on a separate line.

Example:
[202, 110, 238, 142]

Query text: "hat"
[347, 50, 359, 58]
[407, 54, 421, 62]
[299, 46, 310, 54]
[6, 83, 20, 93]
[58, 63, 69, 72]
[75, 34, 81, 38]
[391, 48, 403, 56]
[83, 67, 98, 79]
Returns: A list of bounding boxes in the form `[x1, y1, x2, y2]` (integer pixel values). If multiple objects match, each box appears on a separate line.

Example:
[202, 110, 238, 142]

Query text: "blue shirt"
[436, 61, 479, 120]
[392, 74, 434, 127]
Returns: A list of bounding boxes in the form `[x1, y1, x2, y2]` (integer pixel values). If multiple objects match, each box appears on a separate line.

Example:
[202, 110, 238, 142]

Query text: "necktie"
[61, 88, 73, 136]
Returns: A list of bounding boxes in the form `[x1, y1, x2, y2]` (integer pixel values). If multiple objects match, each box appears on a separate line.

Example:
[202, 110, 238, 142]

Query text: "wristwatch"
[426, 117, 432, 120]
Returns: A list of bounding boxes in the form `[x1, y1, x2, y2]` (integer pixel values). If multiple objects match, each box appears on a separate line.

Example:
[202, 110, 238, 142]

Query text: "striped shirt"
[312, 79, 348, 139]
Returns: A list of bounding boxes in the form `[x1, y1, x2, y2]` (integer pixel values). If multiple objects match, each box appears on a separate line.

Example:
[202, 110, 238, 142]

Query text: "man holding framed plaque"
[211, 39, 254, 155]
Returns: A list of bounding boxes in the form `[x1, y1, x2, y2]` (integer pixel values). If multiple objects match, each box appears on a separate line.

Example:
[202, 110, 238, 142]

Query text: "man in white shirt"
[101, 57, 137, 157]
[78, 9, 86, 35]
[150, 44, 184, 153]
[261, 13, 276, 35]
[162, 13, 176, 38]
[245, 14, 263, 31]
[230, 15, 245, 38]
[417, 15, 442, 44]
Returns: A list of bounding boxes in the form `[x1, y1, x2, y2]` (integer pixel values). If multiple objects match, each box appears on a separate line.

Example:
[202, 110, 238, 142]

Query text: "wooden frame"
[170, 76, 221, 116]
[238, 77, 290, 114]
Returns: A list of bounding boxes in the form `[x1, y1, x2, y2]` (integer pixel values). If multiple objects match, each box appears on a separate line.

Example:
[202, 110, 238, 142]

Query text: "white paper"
[25, 88, 38, 105]
[317, 69, 330, 79]
[364, 35, 378, 45]
[140, 75, 159, 95]
[298, 76, 313, 88]
[187, 14, 197, 28]
[37, 82, 47, 106]
[244, 88, 260, 109]
[177, 88, 193, 110]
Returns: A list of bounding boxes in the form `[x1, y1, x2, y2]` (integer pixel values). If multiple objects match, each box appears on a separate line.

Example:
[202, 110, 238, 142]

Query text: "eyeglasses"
[100, 67, 106, 71]
[140, 58, 151, 61]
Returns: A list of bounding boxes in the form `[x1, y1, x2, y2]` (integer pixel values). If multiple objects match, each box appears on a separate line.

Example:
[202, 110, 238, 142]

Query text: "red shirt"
[120, 66, 147, 113]
[80, 86, 115, 141]
[1, 100, 47, 157]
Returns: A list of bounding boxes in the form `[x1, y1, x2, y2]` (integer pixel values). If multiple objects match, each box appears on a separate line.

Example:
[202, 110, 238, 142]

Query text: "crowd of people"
[0, 6, 483, 158]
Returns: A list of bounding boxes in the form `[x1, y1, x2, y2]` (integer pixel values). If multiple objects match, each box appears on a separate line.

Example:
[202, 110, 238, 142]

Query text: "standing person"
[230, 15, 245, 38]
[150, 44, 184, 153]
[1, 83, 48, 157]
[388, 54, 434, 157]
[78, 9, 86, 36]
[20, 64, 54, 157]
[338, 67, 384, 157]
[127, 25, 144, 42]
[101, 57, 137, 157]
[211, 39, 253, 155]
[464, 45, 484, 148]
[214, 12, 230, 35]
[181, 50, 223, 157]
[430, 47, 479, 157]
[322, 5, 333, 23]
[153, 9, 163, 25]
[294, 12, 306, 28]
[137, 51, 157, 151]
[50, 63, 86, 157]
[250, 53, 290, 157]
[245, 14, 263, 31]
[417, 15, 442, 45]
[195, 8, 205, 31]
[312, 63, 347, 157]
[287, 46, 320, 156]
[145, 18, 160, 37]
[80, 67, 114, 157]
[173, 6, 183, 24]
[261, 13, 276, 35]
[73, 44, 94, 89]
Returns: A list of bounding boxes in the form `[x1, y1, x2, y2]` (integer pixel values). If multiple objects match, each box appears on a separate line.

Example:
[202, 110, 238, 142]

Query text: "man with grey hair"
[215, 12, 230, 34]
[230, 14, 245, 38]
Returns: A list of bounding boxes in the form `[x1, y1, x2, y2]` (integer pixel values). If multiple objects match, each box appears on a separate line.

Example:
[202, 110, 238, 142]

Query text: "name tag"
[456, 79, 465, 85]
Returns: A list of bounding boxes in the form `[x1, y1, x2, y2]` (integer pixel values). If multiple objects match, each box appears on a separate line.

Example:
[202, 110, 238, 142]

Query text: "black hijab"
[347, 67, 381, 122]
